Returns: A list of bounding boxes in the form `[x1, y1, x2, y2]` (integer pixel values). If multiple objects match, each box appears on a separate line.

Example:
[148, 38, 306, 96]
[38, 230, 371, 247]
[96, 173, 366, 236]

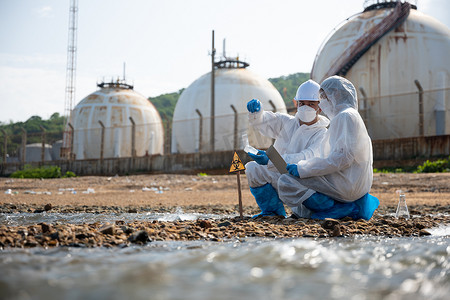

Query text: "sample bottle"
[395, 192, 410, 219]
[242, 133, 258, 155]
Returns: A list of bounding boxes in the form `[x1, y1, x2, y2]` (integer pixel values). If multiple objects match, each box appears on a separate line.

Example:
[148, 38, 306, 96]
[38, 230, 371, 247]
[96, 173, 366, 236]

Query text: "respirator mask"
[296, 105, 318, 123]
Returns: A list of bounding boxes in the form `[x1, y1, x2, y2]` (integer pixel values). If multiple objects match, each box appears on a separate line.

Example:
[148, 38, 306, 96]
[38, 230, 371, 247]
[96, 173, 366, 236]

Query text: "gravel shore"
[0, 202, 448, 248]
[1, 173, 449, 248]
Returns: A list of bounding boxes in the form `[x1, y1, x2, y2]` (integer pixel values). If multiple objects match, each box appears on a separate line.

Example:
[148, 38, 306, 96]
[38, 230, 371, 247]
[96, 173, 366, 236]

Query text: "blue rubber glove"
[247, 99, 261, 113]
[286, 163, 299, 177]
[247, 150, 269, 165]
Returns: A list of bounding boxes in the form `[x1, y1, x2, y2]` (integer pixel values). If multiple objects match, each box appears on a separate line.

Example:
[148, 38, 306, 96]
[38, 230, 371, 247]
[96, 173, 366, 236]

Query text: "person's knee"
[277, 174, 291, 189]
[245, 161, 265, 187]
[245, 161, 258, 175]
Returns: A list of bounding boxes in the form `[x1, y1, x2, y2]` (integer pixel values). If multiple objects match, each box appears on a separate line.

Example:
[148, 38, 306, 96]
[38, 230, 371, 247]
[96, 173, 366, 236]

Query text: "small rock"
[197, 220, 212, 229]
[179, 230, 192, 236]
[121, 226, 134, 234]
[415, 223, 427, 230]
[40, 223, 52, 233]
[419, 229, 431, 236]
[218, 221, 232, 227]
[25, 237, 38, 247]
[99, 225, 115, 235]
[128, 230, 150, 244]
[76, 233, 88, 239]
[47, 239, 58, 246]
[44, 203, 52, 211]
[49, 232, 60, 240]
[322, 218, 340, 230]
[331, 225, 342, 237]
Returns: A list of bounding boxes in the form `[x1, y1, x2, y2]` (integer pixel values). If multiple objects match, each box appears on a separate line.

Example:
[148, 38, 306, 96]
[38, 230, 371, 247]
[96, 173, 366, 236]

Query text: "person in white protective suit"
[283, 75, 379, 220]
[245, 79, 330, 218]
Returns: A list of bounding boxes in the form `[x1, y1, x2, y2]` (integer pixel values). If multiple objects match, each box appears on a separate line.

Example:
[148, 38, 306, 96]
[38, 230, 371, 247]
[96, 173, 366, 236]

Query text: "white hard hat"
[294, 79, 320, 101]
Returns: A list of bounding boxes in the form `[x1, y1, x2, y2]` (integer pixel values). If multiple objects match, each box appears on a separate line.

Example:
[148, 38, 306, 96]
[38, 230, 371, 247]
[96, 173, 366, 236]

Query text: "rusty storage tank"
[311, 0, 450, 140]
[70, 80, 164, 159]
[171, 59, 286, 153]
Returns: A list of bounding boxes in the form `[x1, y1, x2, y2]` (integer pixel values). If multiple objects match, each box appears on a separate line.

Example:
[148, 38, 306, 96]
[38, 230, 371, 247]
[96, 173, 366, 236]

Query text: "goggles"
[319, 90, 328, 101]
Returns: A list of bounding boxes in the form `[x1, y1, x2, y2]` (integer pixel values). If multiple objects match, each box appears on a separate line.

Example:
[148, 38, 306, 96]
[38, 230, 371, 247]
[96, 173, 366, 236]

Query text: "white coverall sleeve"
[249, 110, 291, 140]
[297, 113, 359, 178]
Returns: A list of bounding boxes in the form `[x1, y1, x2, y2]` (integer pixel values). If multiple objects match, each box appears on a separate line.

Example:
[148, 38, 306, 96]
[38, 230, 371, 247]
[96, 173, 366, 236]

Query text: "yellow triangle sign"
[229, 151, 246, 173]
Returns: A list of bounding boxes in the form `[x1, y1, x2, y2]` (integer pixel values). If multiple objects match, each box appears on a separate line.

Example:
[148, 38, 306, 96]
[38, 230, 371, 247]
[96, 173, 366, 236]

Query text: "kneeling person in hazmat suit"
[283, 76, 379, 220]
[245, 79, 329, 218]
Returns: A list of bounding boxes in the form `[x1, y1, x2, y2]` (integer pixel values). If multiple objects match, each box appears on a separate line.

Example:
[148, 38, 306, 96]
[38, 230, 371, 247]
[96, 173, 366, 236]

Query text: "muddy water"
[0, 209, 224, 226]
[0, 212, 449, 300]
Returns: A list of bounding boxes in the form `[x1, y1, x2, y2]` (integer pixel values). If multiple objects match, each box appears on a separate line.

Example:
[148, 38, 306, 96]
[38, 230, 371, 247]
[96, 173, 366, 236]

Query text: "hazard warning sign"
[229, 151, 246, 173]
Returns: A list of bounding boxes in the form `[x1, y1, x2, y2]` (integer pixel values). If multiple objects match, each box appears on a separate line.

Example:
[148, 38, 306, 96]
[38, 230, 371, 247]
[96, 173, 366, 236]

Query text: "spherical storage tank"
[311, 1, 450, 140]
[172, 60, 286, 153]
[70, 81, 164, 159]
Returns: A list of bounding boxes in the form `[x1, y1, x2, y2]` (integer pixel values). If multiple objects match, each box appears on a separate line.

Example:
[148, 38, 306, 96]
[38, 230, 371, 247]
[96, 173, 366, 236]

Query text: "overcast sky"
[0, 0, 448, 123]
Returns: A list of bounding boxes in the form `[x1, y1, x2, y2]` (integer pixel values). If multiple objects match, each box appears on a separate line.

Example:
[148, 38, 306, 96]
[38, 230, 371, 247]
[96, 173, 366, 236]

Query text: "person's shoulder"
[336, 107, 360, 120]
[314, 115, 330, 128]
[274, 112, 296, 123]
[334, 108, 365, 128]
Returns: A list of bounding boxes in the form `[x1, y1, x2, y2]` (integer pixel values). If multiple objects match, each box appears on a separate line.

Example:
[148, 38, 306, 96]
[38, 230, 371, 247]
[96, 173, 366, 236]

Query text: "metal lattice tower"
[62, 0, 78, 155]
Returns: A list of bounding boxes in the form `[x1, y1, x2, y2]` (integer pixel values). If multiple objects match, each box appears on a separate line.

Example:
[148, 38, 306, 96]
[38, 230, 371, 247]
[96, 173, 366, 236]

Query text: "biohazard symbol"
[229, 151, 246, 173]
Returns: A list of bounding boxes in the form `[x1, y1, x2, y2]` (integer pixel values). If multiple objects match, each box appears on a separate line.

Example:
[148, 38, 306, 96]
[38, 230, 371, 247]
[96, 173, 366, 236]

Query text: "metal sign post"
[229, 151, 246, 219]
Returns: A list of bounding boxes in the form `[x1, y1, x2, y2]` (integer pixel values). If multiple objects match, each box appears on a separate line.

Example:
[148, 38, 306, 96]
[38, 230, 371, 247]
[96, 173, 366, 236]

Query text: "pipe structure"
[129, 117, 136, 157]
[268, 100, 276, 144]
[159, 112, 167, 154]
[21, 128, 27, 165]
[210, 30, 216, 152]
[435, 73, 447, 135]
[195, 109, 203, 153]
[40, 125, 46, 164]
[159, 112, 172, 155]
[98, 121, 105, 162]
[1, 129, 6, 169]
[230, 104, 238, 150]
[68, 123, 74, 160]
[268, 100, 277, 112]
[414, 80, 424, 136]
[359, 87, 370, 130]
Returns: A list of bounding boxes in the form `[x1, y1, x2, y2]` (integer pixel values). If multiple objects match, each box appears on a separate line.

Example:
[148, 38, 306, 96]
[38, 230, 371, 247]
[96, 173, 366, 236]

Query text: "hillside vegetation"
[149, 72, 310, 124]
[269, 72, 310, 109]
[0, 113, 65, 157]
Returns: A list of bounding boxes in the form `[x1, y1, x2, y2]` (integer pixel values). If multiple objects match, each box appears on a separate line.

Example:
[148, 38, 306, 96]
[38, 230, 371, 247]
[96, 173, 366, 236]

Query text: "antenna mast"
[62, 0, 78, 156]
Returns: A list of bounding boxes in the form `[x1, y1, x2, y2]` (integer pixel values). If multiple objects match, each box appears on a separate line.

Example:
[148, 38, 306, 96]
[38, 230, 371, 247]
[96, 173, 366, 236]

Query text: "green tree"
[268, 72, 310, 109]
[148, 89, 184, 126]
[0, 114, 66, 160]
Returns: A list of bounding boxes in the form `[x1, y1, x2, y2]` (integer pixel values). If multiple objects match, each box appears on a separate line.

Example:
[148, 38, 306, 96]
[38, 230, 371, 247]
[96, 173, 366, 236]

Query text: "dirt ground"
[1, 172, 450, 210]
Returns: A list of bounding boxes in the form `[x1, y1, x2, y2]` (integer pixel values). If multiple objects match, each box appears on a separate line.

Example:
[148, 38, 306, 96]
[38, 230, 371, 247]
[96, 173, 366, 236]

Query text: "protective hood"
[320, 76, 358, 113]
[298, 76, 373, 202]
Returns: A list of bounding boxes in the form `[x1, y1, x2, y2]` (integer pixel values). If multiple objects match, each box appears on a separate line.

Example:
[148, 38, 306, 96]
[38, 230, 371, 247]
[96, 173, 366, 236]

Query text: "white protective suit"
[279, 76, 373, 208]
[245, 108, 329, 193]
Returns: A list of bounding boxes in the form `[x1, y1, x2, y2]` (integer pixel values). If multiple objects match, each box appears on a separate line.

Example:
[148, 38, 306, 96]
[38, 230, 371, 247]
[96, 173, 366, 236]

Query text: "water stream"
[1, 212, 449, 300]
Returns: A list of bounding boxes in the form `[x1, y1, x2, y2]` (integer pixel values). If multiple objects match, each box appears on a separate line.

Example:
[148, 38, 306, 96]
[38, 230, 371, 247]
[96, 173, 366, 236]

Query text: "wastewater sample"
[242, 133, 258, 155]
[395, 192, 410, 219]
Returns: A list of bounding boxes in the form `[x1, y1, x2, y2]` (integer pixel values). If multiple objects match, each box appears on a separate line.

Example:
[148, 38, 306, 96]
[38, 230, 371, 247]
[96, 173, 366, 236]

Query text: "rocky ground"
[1, 172, 449, 248]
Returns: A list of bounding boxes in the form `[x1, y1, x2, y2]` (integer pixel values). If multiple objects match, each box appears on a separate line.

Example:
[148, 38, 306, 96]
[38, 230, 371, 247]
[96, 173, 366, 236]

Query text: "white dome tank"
[70, 81, 164, 159]
[311, 1, 450, 140]
[172, 63, 286, 153]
